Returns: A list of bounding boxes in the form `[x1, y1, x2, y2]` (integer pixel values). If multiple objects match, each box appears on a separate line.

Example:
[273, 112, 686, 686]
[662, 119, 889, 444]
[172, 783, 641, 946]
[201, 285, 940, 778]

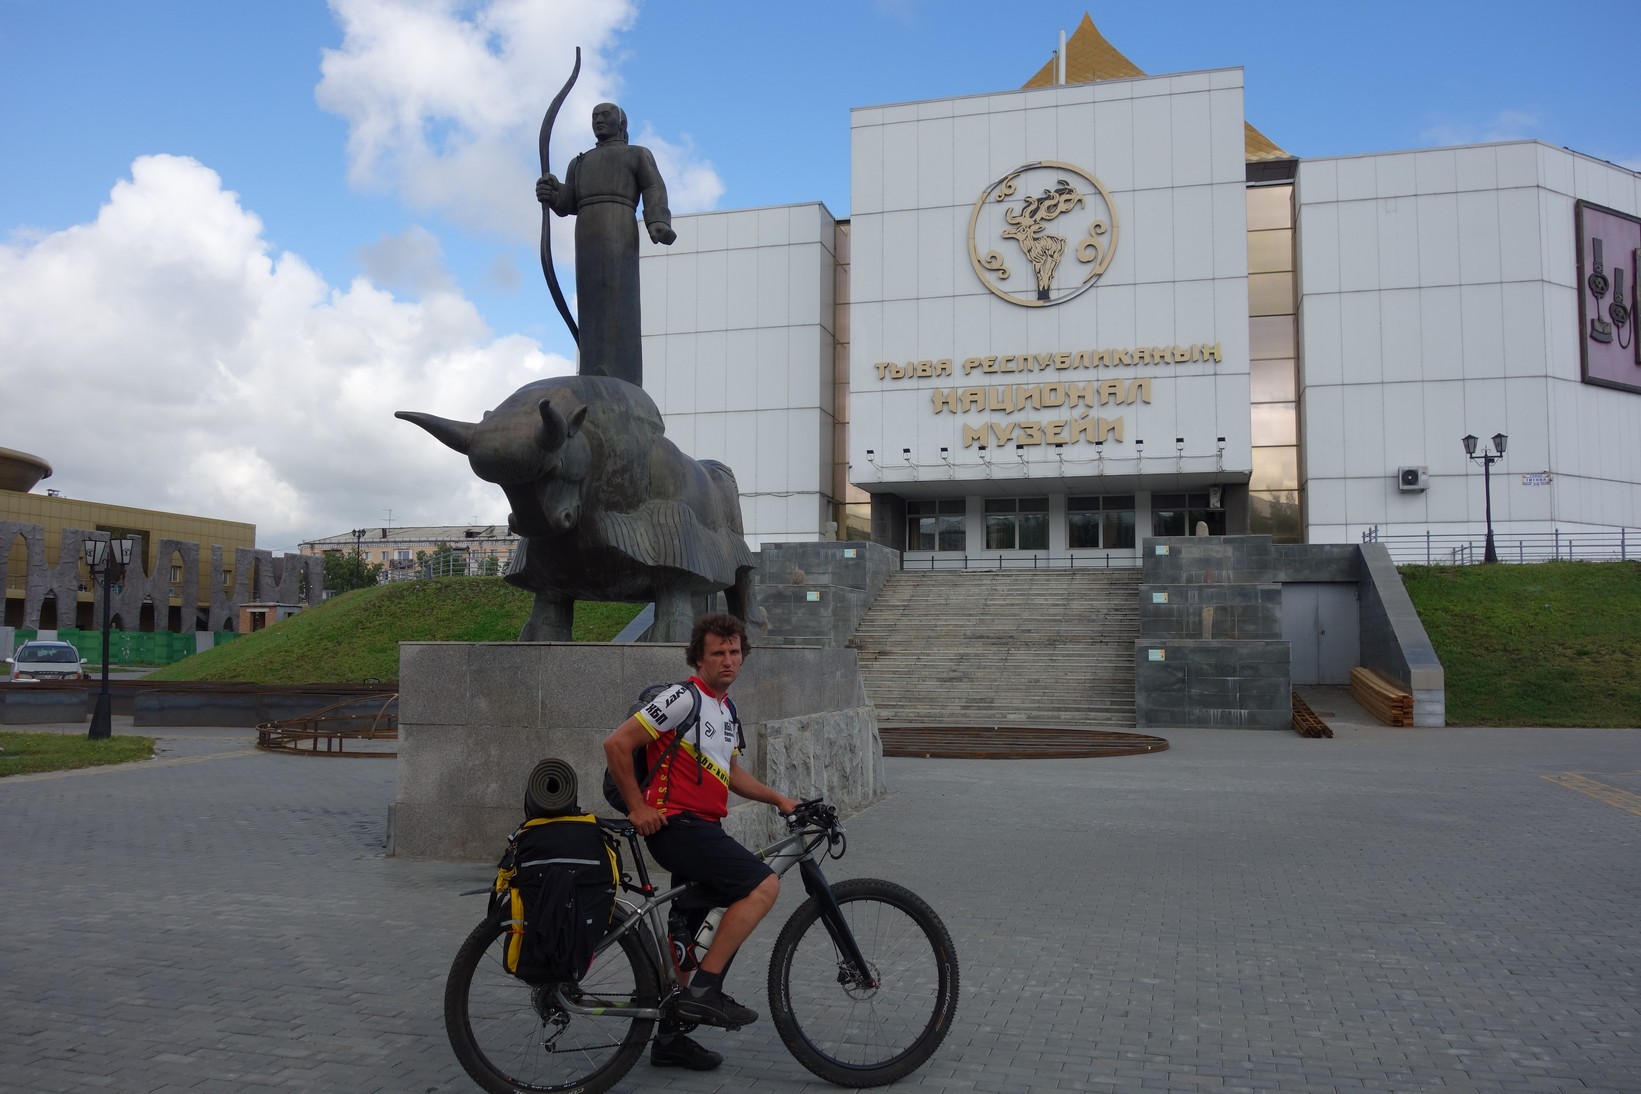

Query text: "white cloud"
[635, 125, 725, 214]
[358, 225, 454, 294]
[0, 154, 572, 553]
[315, 0, 724, 240]
[1418, 108, 1545, 147]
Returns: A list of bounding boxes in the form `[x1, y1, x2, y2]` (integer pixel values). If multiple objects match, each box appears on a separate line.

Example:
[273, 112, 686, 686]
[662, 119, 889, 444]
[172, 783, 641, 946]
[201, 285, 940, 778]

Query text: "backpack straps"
[725, 695, 743, 751]
[643, 681, 702, 795]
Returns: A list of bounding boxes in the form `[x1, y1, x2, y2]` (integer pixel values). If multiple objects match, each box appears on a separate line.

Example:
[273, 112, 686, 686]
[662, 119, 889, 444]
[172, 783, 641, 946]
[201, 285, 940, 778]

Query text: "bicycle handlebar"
[783, 797, 841, 834]
[597, 799, 839, 837]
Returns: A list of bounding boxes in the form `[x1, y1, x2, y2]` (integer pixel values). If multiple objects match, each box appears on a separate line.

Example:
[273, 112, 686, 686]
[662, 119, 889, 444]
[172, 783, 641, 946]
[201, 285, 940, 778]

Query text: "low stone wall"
[132, 687, 395, 727]
[0, 684, 88, 725]
[1357, 543, 1445, 727]
[391, 642, 883, 861]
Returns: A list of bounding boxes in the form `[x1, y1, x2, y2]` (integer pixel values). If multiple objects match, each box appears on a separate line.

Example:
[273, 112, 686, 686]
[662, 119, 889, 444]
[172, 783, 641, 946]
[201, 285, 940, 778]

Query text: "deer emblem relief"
[970, 161, 1118, 308]
[1001, 181, 1084, 301]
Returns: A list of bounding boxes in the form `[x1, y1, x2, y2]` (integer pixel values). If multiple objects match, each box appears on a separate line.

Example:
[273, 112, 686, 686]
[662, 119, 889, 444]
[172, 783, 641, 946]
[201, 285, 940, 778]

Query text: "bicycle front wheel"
[768, 877, 959, 1087]
[444, 911, 658, 1094]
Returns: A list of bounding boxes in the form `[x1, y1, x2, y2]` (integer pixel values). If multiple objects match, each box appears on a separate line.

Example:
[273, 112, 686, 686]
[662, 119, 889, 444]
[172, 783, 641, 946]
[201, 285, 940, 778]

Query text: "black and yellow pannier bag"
[492, 814, 619, 983]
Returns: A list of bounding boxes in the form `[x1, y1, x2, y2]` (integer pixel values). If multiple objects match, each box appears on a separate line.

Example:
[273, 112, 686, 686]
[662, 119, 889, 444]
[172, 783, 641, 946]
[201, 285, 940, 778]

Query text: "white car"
[5, 640, 88, 682]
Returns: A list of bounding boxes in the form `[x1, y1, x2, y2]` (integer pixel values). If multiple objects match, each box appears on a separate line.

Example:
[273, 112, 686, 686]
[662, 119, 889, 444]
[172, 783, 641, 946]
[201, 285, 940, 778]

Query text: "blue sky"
[2, 0, 1635, 551]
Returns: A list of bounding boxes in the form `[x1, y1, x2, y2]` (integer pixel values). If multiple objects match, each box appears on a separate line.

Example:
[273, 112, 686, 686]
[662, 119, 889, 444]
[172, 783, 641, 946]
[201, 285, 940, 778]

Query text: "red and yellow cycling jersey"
[633, 676, 742, 820]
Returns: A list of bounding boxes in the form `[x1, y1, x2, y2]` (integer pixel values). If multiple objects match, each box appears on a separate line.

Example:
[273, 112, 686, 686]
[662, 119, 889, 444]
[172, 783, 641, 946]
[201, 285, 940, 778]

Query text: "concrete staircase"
[849, 569, 1141, 728]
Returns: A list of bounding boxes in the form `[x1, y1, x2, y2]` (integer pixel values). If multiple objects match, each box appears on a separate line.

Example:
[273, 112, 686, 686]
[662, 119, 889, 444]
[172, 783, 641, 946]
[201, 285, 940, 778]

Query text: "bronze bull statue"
[396, 376, 755, 642]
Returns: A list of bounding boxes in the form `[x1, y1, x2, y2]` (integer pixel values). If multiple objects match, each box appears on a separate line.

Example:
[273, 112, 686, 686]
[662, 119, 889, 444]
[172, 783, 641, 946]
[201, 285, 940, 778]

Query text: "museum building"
[638, 14, 1641, 565]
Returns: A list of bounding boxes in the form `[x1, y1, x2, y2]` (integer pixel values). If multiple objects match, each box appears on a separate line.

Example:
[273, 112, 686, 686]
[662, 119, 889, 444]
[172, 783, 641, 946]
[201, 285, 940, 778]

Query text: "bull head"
[397, 398, 591, 538]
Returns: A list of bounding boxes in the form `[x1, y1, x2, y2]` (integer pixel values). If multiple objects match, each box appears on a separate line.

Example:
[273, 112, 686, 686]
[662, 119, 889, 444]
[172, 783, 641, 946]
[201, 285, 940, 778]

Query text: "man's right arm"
[603, 717, 666, 835]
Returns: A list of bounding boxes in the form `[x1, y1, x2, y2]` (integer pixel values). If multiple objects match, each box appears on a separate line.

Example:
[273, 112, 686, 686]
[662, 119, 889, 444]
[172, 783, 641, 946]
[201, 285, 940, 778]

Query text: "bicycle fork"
[798, 857, 879, 990]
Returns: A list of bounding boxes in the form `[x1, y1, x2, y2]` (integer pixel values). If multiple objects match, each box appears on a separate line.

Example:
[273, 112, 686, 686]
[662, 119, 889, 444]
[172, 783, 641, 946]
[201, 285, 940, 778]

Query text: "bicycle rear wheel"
[444, 911, 658, 1094]
[768, 877, 959, 1087]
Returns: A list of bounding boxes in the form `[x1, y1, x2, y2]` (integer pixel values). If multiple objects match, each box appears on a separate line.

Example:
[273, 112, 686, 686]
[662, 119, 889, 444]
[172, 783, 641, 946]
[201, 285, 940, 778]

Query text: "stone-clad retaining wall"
[392, 642, 883, 861]
[1136, 536, 1444, 729]
[1137, 536, 1291, 730]
[753, 541, 898, 648]
[1356, 543, 1445, 727]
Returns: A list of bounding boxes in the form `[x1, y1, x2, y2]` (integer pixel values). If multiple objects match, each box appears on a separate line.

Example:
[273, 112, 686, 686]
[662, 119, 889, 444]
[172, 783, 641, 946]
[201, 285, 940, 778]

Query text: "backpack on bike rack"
[600, 681, 740, 814]
[492, 814, 619, 983]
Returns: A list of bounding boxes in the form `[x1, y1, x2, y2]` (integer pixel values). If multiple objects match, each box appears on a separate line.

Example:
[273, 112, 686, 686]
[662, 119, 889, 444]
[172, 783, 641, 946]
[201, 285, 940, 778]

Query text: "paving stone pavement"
[2, 700, 1638, 1094]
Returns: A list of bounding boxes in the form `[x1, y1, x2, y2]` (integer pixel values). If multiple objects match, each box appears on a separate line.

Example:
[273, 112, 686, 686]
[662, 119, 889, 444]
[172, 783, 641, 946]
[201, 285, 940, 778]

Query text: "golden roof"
[1022, 12, 1288, 162]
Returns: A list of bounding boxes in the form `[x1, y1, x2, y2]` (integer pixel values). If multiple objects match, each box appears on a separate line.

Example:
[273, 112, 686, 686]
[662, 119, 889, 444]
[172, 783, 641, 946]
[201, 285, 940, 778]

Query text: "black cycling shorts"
[644, 812, 774, 905]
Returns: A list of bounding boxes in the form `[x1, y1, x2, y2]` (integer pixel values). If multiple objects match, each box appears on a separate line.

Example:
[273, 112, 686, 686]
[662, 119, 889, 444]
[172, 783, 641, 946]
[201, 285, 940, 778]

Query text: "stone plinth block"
[1134, 639, 1292, 730]
[393, 642, 883, 860]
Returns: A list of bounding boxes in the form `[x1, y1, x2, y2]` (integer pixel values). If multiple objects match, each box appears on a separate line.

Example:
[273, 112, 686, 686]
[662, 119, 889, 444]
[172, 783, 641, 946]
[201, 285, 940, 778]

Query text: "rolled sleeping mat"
[524, 757, 580, 818]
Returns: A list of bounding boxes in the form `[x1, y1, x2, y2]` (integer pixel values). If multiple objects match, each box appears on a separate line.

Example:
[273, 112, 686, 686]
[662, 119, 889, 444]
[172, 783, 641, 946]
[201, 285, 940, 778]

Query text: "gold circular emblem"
[968, 161, 1119, 307]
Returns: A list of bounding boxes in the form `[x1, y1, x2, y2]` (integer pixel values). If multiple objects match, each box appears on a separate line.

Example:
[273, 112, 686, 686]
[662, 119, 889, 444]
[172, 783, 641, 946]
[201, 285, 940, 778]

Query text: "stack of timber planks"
[1291, 692, 1333, 738]
[1350, 667, 1414, 726]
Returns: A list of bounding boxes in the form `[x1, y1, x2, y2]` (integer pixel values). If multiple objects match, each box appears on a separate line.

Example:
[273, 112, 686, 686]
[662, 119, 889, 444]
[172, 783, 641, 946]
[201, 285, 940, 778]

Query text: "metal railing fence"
[1361, 527, 1637, 566]
[899, 552, 1142, 572]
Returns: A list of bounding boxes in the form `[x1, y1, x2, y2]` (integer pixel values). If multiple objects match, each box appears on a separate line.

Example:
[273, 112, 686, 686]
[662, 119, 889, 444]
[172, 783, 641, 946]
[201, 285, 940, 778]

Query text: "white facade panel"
[1458, 284, 1506, 380]
[640, 204, 840, 548]
[849, 70, 1253, 537]
[1498, 281, 1546, 378]
[1496, 188, 1542, 283]
[1170, 93, 1214, 189]
[1455, 146, 1500, 192]
[1414, 149, 1458, 195]
[1377, 289, 1422, 384]
[1375, 154, 1418, 198]
[1456, 190, 1504, 285]
[694, 250, 728, 332]
[1335, 201, 1381, 293]
[1417, 286, 1465, 379]
[1377, 199, 1420, 290]
[1298, 143, 1641, 543]
[1414, 193, 1461, 286]
[1339, 293, 1384, 385]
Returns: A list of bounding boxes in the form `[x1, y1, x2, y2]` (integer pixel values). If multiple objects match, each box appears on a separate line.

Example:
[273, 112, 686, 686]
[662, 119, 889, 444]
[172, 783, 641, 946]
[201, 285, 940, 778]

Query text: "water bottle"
[669, 906, 725, 972]
[692, 908, 725, 964]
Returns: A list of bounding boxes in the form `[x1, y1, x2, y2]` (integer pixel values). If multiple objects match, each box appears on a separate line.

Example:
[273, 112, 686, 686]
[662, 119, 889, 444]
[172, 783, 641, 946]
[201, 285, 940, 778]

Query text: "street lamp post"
[1461, 432, 1508, 563]
[84, 535, 137, 740]
[351, 528, 366, 588]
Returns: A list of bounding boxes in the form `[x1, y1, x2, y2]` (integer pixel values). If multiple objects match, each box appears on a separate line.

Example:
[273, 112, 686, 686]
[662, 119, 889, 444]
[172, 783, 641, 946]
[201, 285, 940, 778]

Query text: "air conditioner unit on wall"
[1397, 466, 1429, 492]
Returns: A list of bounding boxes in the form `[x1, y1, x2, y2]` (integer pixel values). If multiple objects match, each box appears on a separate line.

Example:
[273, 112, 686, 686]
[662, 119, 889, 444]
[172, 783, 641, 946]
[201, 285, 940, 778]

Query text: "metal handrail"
[899, 552, 1143, 572]
[1361, 527, 1636, 566]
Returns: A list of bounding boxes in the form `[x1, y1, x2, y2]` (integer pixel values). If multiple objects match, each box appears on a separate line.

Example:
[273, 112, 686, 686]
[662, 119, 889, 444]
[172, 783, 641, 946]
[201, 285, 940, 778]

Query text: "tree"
[323, 550, 383, 595]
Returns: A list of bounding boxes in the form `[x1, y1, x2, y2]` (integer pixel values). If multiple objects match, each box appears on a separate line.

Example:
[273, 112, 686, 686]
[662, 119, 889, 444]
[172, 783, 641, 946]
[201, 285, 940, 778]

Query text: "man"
[603, 612, 800, 1072]
[537, 101, 675, 388]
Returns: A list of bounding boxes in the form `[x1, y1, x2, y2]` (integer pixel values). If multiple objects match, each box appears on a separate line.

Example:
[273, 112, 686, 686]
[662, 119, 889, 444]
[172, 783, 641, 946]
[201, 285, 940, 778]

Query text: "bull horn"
[534, 400, 587, 451]
[536, 401, 566, 452]
[395, 410, 477, 454]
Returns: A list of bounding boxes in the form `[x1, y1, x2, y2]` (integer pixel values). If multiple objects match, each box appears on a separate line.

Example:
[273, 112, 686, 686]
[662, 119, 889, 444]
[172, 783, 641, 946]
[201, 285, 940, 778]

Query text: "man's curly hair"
[686, 612, 749, 668]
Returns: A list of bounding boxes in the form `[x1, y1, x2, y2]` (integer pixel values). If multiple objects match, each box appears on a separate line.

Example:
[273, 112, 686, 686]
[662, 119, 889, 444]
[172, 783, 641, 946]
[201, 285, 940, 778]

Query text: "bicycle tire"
[444, 910, 658, 1094]
[767, 877, 959, 1087]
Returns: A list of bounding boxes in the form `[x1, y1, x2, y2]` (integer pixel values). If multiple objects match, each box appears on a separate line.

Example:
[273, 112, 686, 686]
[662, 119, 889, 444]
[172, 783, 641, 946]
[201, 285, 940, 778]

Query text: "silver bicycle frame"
[550, 824, 824, 1019]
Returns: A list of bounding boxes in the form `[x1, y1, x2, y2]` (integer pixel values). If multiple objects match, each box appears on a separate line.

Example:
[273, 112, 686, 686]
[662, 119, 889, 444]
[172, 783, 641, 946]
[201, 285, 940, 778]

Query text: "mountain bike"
[444, 798, 959, 1093]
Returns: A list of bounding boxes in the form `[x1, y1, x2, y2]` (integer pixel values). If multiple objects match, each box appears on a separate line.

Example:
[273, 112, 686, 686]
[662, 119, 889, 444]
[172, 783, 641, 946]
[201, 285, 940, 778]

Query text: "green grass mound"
[1401, 561, 1640, 727]
[147, 578, 642, 685]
